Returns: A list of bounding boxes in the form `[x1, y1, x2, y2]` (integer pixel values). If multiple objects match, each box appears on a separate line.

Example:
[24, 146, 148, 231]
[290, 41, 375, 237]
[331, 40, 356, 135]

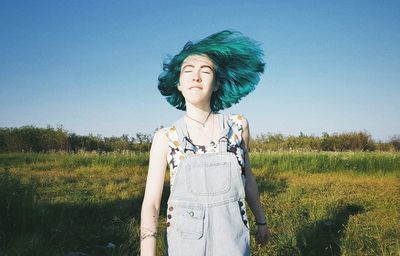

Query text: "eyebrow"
[181, 64, 214, 71]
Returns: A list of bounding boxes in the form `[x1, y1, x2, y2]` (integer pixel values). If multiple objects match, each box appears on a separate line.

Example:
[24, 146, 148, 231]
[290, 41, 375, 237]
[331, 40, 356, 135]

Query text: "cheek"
[204, 76, 216, 87]
[179, 74, 191, 85]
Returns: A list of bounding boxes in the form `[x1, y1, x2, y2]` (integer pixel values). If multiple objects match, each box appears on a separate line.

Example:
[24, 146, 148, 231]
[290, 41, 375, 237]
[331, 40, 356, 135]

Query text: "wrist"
[255, 220, 267, 226]
[255, 215, 268, 226]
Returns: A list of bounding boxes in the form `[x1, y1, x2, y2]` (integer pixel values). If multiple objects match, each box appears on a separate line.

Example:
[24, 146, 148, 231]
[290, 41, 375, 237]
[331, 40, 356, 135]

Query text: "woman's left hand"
[255, 225, 271, 245]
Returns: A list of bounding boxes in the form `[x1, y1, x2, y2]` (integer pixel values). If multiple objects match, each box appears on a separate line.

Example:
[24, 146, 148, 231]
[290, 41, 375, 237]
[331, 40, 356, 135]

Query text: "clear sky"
[1, 0, 399, 142]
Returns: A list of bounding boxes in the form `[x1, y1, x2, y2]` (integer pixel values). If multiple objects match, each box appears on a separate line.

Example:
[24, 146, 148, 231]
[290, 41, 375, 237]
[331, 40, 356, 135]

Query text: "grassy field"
[0, 151, 399, 255]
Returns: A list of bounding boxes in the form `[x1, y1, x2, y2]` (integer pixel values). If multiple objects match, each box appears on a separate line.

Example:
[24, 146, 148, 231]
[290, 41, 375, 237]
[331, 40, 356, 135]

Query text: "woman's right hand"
[255, 225, 271, 245]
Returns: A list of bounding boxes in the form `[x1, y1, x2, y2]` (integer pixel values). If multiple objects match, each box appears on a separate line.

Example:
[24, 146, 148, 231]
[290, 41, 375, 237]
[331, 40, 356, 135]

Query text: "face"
[177, 54, 218, 108]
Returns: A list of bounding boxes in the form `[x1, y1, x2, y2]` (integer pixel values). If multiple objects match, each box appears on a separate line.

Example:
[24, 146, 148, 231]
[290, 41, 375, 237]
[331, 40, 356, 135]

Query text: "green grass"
[0, 152, 399, 255]
[251, 151, 400, 176]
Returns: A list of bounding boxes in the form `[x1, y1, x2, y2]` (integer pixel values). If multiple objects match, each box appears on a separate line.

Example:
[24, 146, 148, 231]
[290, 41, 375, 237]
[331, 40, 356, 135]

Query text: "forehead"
[181, 54, 214, 67]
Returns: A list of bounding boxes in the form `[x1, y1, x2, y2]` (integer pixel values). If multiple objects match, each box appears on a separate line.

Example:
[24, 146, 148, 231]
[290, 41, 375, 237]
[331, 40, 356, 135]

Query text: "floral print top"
[161, 114, 247, 189]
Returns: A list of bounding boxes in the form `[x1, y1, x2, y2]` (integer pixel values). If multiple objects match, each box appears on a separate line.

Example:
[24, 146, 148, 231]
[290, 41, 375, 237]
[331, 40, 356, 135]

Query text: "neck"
[185, 102, 213, 122]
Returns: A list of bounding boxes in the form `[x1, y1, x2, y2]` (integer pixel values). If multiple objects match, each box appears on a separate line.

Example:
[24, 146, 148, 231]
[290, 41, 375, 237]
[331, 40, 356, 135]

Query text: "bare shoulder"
[153, 128, 169, 143]
[150, 128, 169, 157]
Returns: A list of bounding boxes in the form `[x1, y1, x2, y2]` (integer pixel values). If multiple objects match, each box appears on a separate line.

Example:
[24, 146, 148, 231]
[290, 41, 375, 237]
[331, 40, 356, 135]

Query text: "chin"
[185, 98, 212, 107]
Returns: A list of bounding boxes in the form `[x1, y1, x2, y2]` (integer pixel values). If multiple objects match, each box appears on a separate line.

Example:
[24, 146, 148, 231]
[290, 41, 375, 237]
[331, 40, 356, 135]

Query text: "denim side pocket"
[178, 207, 205, 239]
[234, 200, 250, 231]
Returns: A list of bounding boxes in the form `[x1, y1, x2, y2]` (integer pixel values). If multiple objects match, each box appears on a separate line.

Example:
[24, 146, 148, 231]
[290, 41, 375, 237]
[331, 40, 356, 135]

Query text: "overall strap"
[173, 116, 195, 156]
[218, 113, 232, 153]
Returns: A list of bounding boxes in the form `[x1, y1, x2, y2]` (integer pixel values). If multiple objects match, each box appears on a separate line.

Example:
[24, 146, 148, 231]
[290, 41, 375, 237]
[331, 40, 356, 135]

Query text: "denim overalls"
[165, 114, 250, 256]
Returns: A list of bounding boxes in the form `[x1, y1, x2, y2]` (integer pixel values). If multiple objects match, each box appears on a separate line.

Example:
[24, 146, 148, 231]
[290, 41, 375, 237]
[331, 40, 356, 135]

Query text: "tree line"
[250, 131, 400, 152]
[0, 125, 152, 153]
[0, 126, 399, 153]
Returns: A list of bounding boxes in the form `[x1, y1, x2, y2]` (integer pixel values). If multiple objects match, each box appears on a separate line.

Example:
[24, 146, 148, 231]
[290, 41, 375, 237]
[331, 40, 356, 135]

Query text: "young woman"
[140, 30, 270, 256]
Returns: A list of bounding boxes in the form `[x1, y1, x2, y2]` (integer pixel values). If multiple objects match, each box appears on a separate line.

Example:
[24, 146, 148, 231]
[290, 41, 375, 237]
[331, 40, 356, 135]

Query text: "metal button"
[169, 206, 174, 211]
[189, 211, 194, 217]
[166, 222, 170, 227]
[167, 214, 172, 219]
[239, 201, 244, 207]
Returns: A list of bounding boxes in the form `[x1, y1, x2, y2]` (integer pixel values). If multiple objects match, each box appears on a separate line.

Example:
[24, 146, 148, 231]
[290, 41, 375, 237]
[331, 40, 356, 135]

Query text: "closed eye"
[201, 67, 213, 74]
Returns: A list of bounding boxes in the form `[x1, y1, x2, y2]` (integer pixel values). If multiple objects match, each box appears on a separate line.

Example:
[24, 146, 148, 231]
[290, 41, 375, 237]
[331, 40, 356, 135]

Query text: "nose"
[192, 71, 202, 82]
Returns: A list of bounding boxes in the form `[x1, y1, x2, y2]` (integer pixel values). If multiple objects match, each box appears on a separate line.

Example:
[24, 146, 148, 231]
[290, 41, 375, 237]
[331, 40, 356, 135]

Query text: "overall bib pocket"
[187, 162, 231, 196]
[177, 206, 205, 239]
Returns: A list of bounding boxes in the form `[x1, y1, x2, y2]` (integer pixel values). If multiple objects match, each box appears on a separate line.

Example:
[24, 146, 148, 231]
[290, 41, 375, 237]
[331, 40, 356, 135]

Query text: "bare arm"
[241, 118, 267, 224]
[140, 129, 169, 256]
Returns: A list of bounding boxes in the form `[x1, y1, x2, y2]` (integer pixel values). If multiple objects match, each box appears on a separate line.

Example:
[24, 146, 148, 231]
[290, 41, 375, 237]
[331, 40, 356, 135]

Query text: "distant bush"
[0, 125, 69, 152]
[320, 131, 376, 151]
[389, 135, 400, 151]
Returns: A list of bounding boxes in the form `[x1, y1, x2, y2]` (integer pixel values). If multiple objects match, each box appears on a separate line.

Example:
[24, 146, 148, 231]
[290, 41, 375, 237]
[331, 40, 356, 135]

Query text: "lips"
[189, 86, 203, 90]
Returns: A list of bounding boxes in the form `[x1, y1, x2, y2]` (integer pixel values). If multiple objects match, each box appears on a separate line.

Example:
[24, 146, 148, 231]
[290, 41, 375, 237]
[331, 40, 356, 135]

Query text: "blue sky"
[0, 1, 399, 141]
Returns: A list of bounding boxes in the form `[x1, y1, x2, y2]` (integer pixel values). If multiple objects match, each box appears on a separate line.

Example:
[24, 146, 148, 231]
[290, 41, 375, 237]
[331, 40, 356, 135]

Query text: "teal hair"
[158, 30, 265, 111]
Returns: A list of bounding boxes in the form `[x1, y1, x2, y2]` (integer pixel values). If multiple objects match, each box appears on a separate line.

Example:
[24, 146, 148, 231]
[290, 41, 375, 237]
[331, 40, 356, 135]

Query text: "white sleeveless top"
[161, 113, 247, 188]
